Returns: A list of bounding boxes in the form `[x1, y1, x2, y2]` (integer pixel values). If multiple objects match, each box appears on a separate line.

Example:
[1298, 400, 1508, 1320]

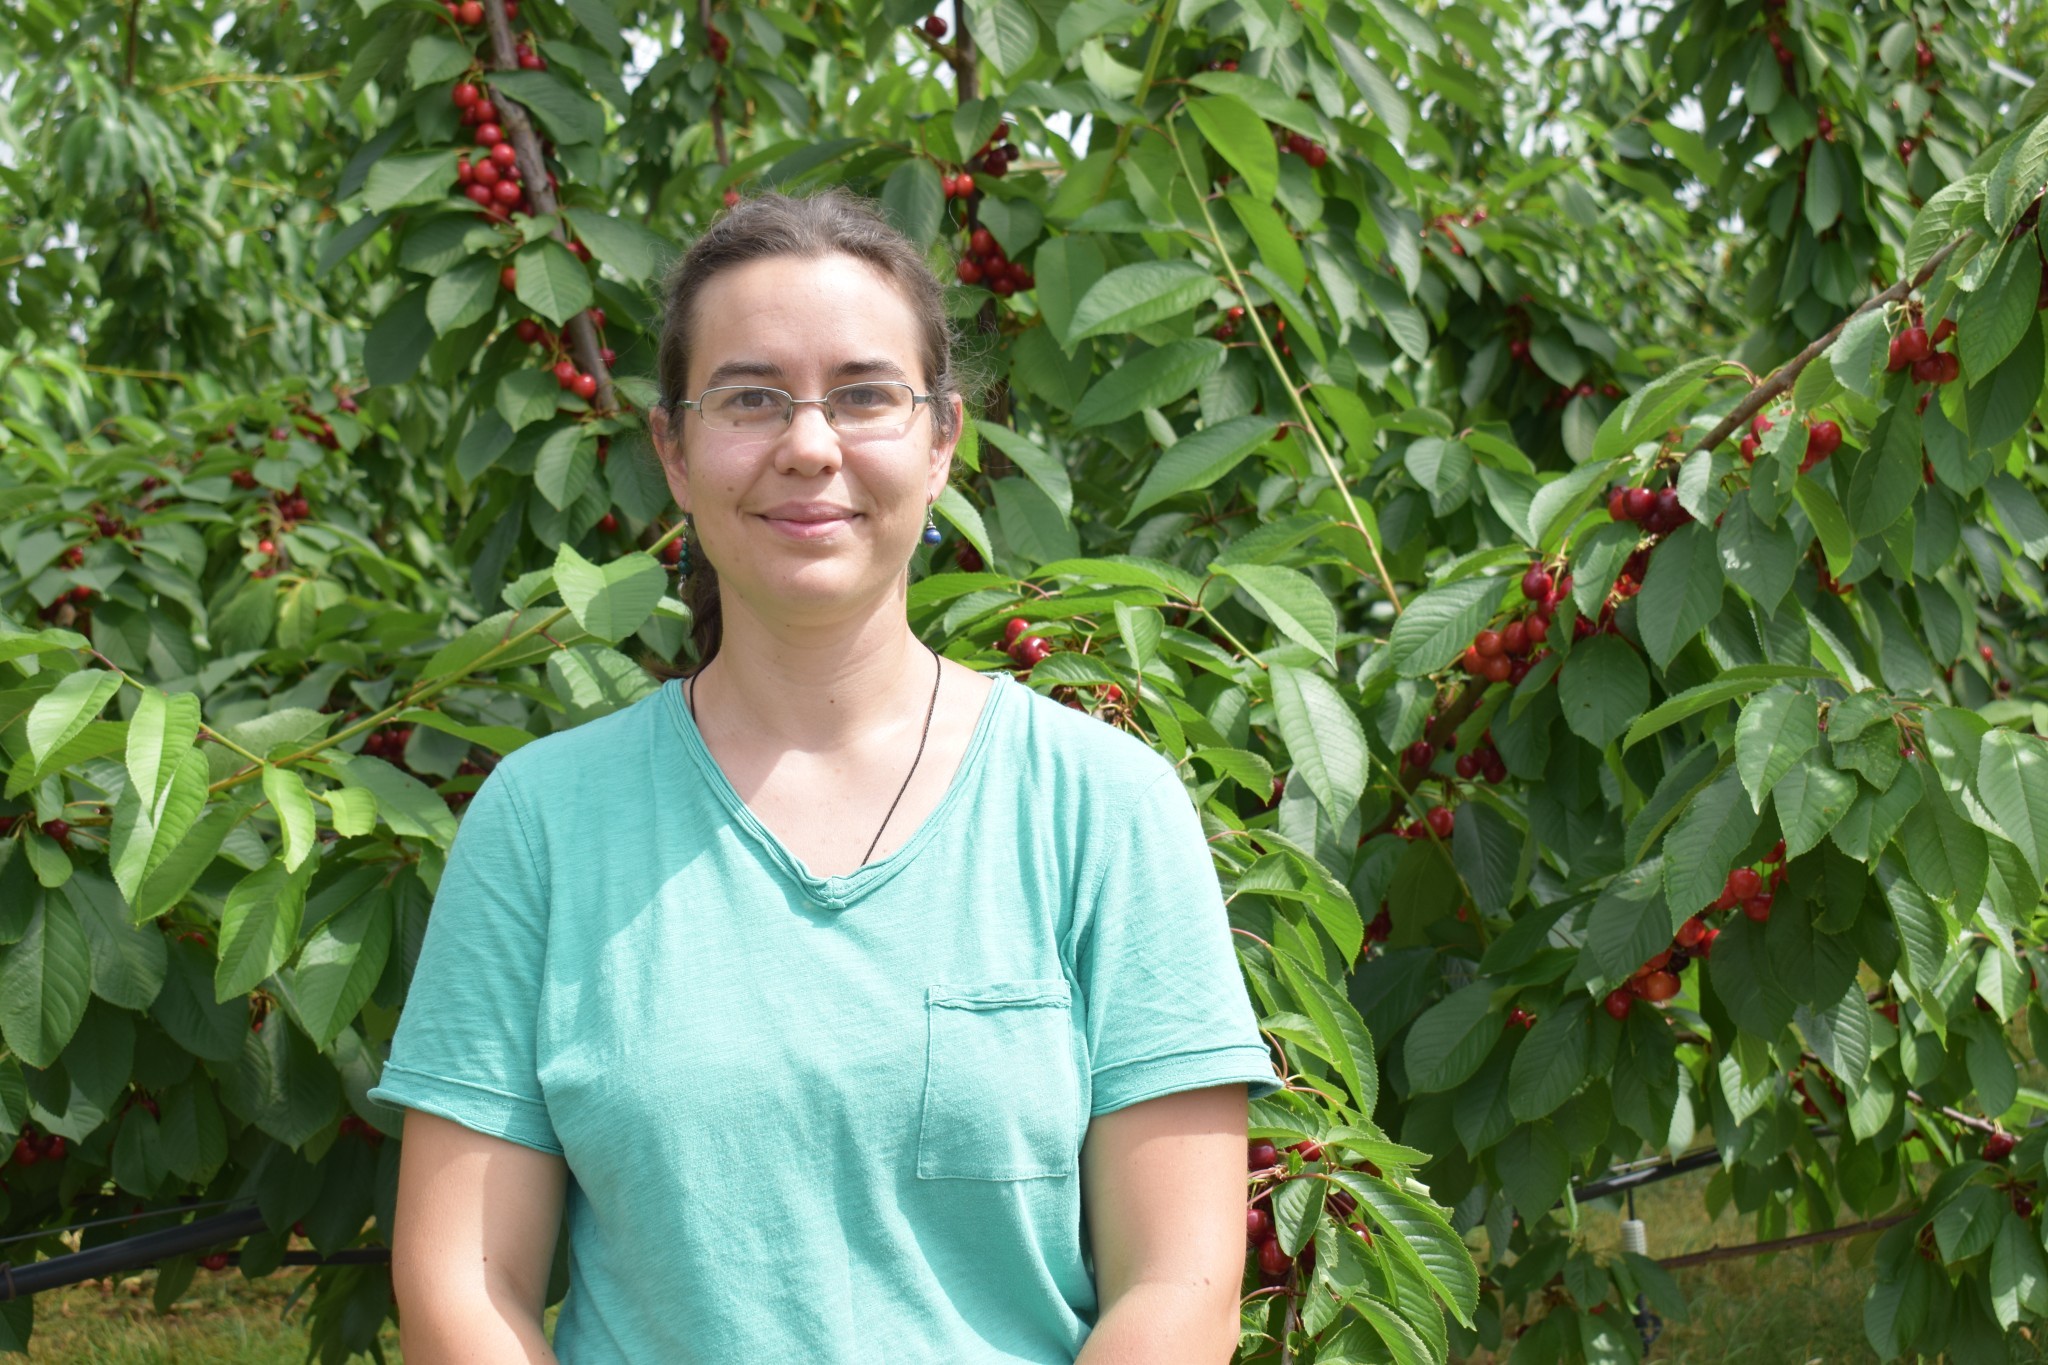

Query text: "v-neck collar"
[664, 668, 1013, 910]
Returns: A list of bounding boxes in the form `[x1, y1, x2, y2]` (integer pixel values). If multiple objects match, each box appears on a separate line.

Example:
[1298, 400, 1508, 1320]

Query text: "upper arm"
[392, 1109, 568, 1320]
[1080, 1083, 1249, 1313]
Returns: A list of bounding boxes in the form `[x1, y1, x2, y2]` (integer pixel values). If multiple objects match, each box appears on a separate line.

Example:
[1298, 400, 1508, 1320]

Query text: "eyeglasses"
[675, 382, 934, 435]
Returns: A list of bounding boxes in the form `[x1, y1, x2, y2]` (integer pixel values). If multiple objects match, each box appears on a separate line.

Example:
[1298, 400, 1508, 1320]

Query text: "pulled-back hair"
[653, 187, 965, 672]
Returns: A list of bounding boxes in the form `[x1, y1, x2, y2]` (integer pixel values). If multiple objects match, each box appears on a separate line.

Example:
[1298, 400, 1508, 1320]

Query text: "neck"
[690, 579, 935, 754]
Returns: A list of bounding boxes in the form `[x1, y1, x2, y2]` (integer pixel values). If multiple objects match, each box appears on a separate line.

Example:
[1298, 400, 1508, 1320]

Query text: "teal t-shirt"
[366, 669, 1280, 1363]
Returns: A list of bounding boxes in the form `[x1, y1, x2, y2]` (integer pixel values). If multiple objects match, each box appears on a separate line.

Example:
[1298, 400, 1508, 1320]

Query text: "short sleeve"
[364, 762, 563, 1154]
[1071, 768, 1282, 1116]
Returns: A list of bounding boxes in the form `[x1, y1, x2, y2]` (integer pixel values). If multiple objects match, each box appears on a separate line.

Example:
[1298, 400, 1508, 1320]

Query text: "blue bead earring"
[672, 514, 694, 577]
[921, 503, 942, 545]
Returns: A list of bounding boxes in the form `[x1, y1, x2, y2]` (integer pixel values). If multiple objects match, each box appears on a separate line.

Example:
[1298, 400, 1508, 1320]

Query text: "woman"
[368, 188, 1281, 1364]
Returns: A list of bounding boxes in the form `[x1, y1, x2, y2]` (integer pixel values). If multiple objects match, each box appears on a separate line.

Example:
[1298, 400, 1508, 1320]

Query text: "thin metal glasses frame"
[674, 381, 935, 434]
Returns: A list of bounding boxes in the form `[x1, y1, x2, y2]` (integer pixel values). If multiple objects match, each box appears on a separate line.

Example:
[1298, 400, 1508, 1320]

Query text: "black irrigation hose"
[0, 1205, 268, 1301]
[1567, 1127, 1840, 1207]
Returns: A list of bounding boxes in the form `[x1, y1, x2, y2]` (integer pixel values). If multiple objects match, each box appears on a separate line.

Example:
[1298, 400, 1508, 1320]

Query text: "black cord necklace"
[687, 642, 944, 868]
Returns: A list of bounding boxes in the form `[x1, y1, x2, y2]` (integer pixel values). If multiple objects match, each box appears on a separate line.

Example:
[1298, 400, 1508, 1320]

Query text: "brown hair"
[652, 187, 967, 673]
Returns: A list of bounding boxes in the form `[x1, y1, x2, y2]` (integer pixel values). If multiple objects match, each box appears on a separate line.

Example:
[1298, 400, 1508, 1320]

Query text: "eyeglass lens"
[698, 383, 916, 432]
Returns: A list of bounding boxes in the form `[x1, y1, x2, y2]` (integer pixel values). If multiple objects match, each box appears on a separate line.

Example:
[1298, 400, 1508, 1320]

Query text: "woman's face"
[652, 251, 961, 626]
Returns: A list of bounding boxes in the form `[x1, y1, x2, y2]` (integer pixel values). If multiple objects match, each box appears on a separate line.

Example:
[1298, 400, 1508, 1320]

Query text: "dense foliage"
[2, 0, 2047, 1358]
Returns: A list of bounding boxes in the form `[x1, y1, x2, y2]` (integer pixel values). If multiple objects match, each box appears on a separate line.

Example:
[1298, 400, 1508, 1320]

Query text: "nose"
[774, 400, 842, 478]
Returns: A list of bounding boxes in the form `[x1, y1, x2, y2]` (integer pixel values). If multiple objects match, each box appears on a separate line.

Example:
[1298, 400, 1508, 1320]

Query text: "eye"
[727, 388, 778, 410]
[838, 386, 890, 408]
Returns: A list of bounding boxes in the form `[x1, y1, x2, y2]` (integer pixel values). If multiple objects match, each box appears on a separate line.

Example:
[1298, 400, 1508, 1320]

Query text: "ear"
[926, 393, 964, 505]
[650, 404, 692, 514]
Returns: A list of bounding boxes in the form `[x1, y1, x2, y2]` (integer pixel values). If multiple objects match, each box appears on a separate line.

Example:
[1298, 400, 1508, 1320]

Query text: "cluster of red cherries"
[1455, 561, 1565, 686]
[1245, 1138, 1379, 1282]
[8, 1125, 68, 1167]
[1602, 840, 1788, 1018]
[1886, 317, 1960, 384]
[1739, 410, 1841, 473]
[956, 225, 1034, 296]
[947, 120, 1020, 193]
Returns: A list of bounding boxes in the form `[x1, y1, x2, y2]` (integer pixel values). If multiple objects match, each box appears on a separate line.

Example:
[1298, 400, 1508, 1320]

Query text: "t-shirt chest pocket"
[917, 980, 1080, 1181]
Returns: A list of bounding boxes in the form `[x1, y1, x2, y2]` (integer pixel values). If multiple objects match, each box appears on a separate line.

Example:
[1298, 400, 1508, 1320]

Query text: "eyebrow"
[701, 357, 912, 388]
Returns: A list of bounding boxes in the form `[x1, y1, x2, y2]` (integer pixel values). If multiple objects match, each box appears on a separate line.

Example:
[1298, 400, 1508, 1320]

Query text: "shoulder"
[484, 678, 678, 803]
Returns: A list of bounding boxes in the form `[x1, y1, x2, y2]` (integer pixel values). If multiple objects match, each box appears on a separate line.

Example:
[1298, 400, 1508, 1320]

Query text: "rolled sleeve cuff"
[1089, 1044, 1283, 1116]
[366, 1064, 564, 1156]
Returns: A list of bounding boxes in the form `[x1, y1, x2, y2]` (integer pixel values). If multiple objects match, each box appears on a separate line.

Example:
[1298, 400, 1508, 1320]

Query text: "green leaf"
[1559, 635, 1650, 749]
[215, 860, 310, 1003]
[553, 543, 668, 644]
[326, 755, 459, 846]
[111, 742, 210, 904]
[1990, 1211, 2048, 1327]
[533, 423, 596, 510]
[1596, 356, 1721, 464]
[67, 872, 166, 1011]
[1188, 95, 1279, 203]
[1493, 1121, 1571, 1221]
[1794, 475, 1854, 575]
[27, 670, 122, 768]
[1071, 339, 1225, 427]
[1402, 983, 1497, 1093]
[425, 256, 499, 337]
[323, 787, 377, 839]
[1225, 194, 1306, 291]
[963, 0, 1038, 75]
[1716, 496, 1801, 614]
[1960, 243, 2044, 382]
[406, 33, 471, 87]
[1267, 664, 1367, 821]
[1272, 951, 1375, 1116]
[1845, 401, 1922, 538]
[1331, 1172, 1479, 1327]
[1588, 857, 1674, 981]
[1067, 261, 1217, 340]
[513, 237, 594, 328]
[880, 158, 944, 249]
[1976, 729, 2048, 883]
[124, 688, 200, 810]
[1803, 139, 1842, 231]
[1877, 853, 1948, 989]
[1125, 417, 1279, 519]
[1623, 666, 1824, 751]
[1986, 473, 2048, 560]
[365, 287, 434, 387]
[261, 766, 318, 873]
[1509, 998, 1591, 1121]
[1735, 687, 1821, 811]
[286, 892, 392, 1048]
[1215, 564, 1336, 662]
[563, 209, 675, 284]
[975, 424, 1072, 519]
[362, 150, 458, 213]
[1663, 763, 1759, 916]
[1452, 800, 1522, 916]
[1271, 1167, 1324, 1256]
[1386, 577, 1509, 678]
[1636, 523, 1724, 669]
[0, 895, 92, 1067]
[490, 70, 604, 145]
[1901, 781, 1988, 915]
[496, 368, 562, 431]
[1933, 1186, 2003, 1262]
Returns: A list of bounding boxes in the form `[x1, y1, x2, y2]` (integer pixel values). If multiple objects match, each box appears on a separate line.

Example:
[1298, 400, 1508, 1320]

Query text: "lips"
[755, 501, 860, 540]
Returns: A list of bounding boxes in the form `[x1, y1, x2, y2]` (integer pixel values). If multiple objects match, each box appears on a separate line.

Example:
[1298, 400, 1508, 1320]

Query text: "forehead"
[690, 251, 926, 387]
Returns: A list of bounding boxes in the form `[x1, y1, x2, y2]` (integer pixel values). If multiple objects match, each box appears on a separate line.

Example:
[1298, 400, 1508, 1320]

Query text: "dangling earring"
[671, 514, 695, 577]
[921, 502, 942, 545]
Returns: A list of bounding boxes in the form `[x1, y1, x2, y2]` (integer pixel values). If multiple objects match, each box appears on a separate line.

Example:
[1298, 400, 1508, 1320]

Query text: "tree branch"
[1691, 234, 1968, 456]
[480, 0, 616, 414]
[124, 0, 143, 87]
[700, 0, 729, 166]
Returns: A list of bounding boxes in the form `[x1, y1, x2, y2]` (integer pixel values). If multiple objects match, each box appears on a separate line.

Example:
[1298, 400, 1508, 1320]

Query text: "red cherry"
[1932, 318, 1956, 345]
[471, 99, 497, 124]
[923, 14, 948, 37]
[200, 1253, 230, 1271]
[723, 188, 741, 209]
[1896, 325, 1931, 364]
[553, 360, 579, 389]
[1623, 487, 1656, 521]
[489, 142, 518, 170]
[1603, 990, 1633, 1020]
[1639, 971, 1681, 1002]
[452, 82, 480, 107]
[1002, 617, 1030, 646]
[570, 373, 599, 400]
[1480, 654, 1512, 683]
[457, 0, 482, 22]
[1522, 565, 1552, 600]
[597, 513, 618, 534]
[492, 180, 522, 206]
[1247, 1207, 1272, 1241]
[1257, 1238, 1291, 1275]
[1425, 807, 1455, 839]
[1742, 892, 1774, 922]
[1607, 487, 1631, 521]
[1984, 1131, 2016, 1162]
[954, 172, 975, 196]
[1248, 1139, 1279, 1169]
[970, 228, 996, 256]
[1291, 1139, 1323, 1162]
[515, 319, 544, 345]
[1471, 629, 1503, 658]
[464, 182, 495, 207]
[956, 258, 983, 285]
[1405, 739, 1435, 768]
[1765, 839, 1786, 863]
[1726, 867, 1762, 900]
[474, 122, 503, 148]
